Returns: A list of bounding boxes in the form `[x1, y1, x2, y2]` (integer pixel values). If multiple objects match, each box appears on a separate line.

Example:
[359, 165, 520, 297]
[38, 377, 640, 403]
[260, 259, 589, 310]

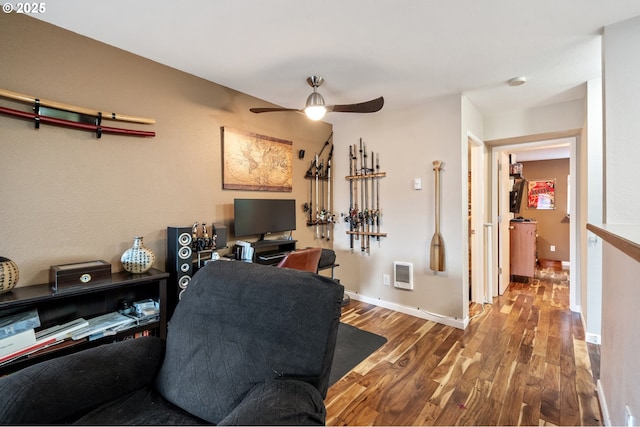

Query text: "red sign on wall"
[527, 179, 555, 209]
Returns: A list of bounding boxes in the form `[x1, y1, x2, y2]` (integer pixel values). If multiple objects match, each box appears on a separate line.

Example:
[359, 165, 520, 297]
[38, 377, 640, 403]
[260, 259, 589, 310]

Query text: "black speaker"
[213, 223, 227, 248]
[167, 227, 194, 313]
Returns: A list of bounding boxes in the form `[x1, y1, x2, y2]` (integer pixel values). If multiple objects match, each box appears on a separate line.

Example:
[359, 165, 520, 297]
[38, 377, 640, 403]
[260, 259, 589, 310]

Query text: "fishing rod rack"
[345, 138, 387, 254]
[303, 137, 336, 241]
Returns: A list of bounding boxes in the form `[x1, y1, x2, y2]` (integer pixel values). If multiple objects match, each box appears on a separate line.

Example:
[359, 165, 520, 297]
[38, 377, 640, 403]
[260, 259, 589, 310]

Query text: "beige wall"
[0, 13, 332, 286]
[484, 99, 585, 142]
[599, 15, 640, 426]
[332, 95, 468, 325]
[600, 239, 640, 426]
[520, 158, 570, 262]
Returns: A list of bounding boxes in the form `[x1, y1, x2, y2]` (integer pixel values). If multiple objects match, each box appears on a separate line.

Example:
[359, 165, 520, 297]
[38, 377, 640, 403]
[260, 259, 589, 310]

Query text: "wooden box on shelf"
[49, 260, 112, 292]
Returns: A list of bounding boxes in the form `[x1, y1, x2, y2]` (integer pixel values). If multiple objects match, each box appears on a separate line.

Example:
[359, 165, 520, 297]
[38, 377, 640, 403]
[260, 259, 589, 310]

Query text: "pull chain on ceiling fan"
[250, 76, 384, 120]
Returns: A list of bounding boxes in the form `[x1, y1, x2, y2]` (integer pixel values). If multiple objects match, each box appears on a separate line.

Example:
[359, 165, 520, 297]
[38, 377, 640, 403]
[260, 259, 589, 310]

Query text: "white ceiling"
[33, 0, 640, 124]
[511, 139, 571, 162]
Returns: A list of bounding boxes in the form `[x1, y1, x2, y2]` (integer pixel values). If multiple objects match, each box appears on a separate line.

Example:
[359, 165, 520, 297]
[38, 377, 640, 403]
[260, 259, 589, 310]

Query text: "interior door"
[497, 151, 511, 295]
[468, 139, 486, 303]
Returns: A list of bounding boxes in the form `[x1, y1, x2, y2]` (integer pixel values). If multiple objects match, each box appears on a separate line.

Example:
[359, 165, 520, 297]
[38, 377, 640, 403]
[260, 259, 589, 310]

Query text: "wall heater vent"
[394, 261, 414, 290]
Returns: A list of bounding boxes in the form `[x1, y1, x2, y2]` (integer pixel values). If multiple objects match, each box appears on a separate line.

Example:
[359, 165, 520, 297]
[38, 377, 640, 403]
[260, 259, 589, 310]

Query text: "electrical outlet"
[383, 274, 390, 286]
[550, 245, 556, 252]
[625, 405, 634, 427]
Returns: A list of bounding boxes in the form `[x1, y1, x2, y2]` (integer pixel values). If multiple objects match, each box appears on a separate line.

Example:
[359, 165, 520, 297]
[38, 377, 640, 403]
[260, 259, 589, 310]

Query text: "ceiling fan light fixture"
[304, 91, 326, 120]
[249, 76, 383, 118]
[305, 106, 326, 120]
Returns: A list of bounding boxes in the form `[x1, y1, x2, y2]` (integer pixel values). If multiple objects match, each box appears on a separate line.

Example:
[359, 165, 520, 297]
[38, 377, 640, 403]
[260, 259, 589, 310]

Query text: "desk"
[318, 263, 339, 279]
[252, 239, 297, 265]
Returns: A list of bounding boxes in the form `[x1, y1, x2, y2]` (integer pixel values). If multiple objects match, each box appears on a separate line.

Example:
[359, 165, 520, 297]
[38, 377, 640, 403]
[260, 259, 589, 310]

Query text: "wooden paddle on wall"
[430, 160, 445, 272]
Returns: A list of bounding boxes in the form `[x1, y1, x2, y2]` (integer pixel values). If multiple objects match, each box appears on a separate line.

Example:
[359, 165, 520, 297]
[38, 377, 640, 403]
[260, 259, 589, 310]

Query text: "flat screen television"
[510, 179, 526, 214]
[233, 198, 296, 241]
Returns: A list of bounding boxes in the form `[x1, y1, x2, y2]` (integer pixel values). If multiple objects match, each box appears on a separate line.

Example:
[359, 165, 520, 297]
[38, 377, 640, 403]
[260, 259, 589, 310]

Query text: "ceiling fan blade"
[327, 96, 384, 114]
[249, 107, 301, 114]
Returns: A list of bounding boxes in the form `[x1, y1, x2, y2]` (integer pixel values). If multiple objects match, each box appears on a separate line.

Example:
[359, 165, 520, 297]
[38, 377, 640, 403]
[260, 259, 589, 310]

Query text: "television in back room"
[233, 198, 296, 241]
[509, 179, 526, 214]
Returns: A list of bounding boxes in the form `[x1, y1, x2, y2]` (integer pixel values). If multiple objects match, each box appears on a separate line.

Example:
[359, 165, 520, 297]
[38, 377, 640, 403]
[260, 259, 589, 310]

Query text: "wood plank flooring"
[326, 267, 602, 426]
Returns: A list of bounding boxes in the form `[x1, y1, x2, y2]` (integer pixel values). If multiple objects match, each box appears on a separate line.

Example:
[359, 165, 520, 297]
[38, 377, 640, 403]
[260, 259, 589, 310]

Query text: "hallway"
[326, 266, 602, 425]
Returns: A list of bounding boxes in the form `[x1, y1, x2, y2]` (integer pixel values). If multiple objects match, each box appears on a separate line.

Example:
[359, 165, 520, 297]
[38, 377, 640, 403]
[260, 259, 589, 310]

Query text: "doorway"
[468, 134, 488, 304]
[490, 134, 579, 311]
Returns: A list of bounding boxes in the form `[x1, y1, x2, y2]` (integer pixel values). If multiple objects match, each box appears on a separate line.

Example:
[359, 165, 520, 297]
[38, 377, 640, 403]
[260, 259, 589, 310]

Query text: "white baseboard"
[345, 291, 467, 329]
[597, 379, 611, 426]
[579, 311, 602, 345]
[585, 332, 601, 345]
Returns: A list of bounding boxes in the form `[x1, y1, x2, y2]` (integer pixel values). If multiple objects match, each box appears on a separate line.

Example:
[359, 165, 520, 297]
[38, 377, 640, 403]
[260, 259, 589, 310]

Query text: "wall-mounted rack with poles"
[344, 138, 387, 254]
[303, 134, 335, 240]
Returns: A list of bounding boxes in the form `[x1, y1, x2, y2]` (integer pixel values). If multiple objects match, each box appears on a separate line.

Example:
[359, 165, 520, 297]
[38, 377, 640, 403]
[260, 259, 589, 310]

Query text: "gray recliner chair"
[0, 261, 344, 425]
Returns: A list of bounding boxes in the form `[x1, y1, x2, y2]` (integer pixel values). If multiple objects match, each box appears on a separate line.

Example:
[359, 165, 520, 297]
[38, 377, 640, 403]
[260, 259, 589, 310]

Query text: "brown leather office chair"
[276, 247, 322, 273]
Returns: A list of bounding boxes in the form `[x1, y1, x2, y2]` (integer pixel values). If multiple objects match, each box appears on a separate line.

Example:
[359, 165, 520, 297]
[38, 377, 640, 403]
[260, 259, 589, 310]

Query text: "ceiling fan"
[250, 76, 384, 121]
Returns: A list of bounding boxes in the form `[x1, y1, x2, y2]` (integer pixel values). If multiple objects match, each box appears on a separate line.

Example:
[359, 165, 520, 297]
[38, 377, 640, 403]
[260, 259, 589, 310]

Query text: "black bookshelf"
[0, 268, 168, 375]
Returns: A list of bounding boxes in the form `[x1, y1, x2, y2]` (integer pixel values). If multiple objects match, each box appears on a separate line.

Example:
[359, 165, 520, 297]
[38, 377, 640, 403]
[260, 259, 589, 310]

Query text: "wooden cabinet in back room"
[510, 220, 537, 280]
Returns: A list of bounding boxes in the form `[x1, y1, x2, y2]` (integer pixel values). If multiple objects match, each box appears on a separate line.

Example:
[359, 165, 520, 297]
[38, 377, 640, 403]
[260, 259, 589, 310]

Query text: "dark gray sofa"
[0, 261, 344, 425]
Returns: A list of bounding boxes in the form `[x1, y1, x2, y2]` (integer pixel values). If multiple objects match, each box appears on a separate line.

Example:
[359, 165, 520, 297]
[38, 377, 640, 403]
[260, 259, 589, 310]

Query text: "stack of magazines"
[0, 309, 89, 365]
[71, 312, 135, 341]
[71, 299, 161, 341]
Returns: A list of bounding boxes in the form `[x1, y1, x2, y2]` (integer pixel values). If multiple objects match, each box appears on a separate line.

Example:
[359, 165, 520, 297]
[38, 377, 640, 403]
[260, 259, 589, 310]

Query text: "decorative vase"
[121, 236, 156, 274]
[0, 257, 19, 294]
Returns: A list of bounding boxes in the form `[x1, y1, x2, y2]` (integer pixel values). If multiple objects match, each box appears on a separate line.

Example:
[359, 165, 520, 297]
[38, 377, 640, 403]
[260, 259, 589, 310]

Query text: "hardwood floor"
[326, 267, 602, 426]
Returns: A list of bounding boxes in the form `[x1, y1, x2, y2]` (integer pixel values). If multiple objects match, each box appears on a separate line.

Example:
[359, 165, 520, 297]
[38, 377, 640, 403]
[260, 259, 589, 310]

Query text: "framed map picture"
[221, 127, 293, 192]
[527, 179, 555, 209]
